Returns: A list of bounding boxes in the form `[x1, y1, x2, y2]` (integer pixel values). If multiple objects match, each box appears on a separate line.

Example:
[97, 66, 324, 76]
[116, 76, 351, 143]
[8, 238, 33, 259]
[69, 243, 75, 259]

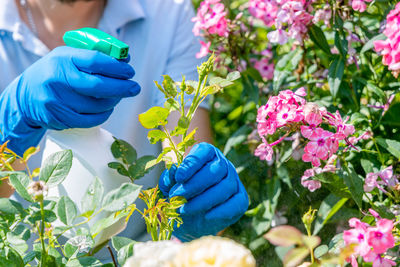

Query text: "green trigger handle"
[63, 27, 129, 59]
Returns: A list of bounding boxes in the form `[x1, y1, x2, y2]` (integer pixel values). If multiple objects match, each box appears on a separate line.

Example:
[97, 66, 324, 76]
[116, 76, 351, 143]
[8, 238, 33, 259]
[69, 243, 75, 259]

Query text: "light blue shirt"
[0, 0, 204, 261]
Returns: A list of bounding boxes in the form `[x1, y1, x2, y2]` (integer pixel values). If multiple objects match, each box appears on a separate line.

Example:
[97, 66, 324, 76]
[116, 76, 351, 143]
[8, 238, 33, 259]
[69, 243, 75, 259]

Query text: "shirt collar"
[0, 0, 20, 33]
[100, 0, 146, 36]
[0, 0, 146, 34]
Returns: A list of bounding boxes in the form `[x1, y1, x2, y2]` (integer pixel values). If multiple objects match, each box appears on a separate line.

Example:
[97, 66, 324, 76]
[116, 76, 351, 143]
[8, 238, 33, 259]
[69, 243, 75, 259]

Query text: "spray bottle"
[42, 28, 132, 245]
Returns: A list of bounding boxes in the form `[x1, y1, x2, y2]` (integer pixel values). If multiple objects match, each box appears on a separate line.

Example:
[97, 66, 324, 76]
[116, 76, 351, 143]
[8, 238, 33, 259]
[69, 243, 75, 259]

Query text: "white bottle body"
[42, 127, 131, 245]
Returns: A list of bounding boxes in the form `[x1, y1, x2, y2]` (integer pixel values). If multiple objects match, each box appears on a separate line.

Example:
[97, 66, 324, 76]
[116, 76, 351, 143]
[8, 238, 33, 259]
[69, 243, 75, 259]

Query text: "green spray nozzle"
[63, 27, 129, 59]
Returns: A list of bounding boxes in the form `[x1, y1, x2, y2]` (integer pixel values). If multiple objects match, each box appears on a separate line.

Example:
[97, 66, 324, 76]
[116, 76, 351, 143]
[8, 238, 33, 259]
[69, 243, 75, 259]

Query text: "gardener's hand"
[159, 142, 249, 241]
[0, 46, 140, 155]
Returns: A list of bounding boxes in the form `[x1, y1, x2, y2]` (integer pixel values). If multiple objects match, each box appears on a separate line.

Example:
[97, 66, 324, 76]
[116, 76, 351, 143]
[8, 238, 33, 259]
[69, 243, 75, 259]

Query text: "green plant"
[0, 144, 140, 266]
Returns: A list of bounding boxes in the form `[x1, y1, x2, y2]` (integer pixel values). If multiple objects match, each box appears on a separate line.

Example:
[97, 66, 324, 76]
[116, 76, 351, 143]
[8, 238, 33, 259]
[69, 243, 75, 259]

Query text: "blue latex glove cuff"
[159, 143, 249, 242]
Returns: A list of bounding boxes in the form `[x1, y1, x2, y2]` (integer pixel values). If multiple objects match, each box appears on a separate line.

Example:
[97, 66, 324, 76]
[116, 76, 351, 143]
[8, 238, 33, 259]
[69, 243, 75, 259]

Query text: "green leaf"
[147, 130, 167, 145]
[0, 198, 26, 215]
[283, 247, 309, 267]
[111, 236, 135, 251]
[128, 156, 157, 180]
[56, 196, 77, 225]
[22, 146, 39, 162]
[164, 98, 180, 111]
[111, 138, 137, 164]
[6, 232, 28, 254]
[108, 162, 129, 177]
[334, 31, 347, 58]
[39, 149, 73, 187]
[328, 57, 345, 98]
[253, 176, 281, 235]
[11, 225, 30, 241]
[91, 209, 129, 237]
[376, 138, 400, 159]
[223, 125, 252, 155]
[102, 183, 141, 212]
[23, 251, 39, 265]
[302, 236, 321, 250]
[178, 116, 190, 129]
[65, 235, 94, 258]
[209, 77, 233, 87]
[1, 247, 24, 267]
[66, 257, 102, 267]
[226, 71, 241, 82]
[361, 33, 386, 54]
[340, 164, 364, 209]
[28, 210, 57, 224]
[81, 176, 104, 215]
[309, 24, 332, 56]
[313, 194, 348, 235]
[314, 245, 329, 259]
[201, 84, 223, 97]
[273, 49, 303, 91]
[117, 242, 135, 266]
[162, 75, 178, 98]
[9, 172, 33, 202]
[264, 226, 303, 247]
[138, 106, 169, 129]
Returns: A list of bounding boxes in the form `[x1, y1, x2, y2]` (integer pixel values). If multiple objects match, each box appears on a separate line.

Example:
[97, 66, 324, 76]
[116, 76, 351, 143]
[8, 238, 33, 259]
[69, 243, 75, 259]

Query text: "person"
[0, 0, 249, 260]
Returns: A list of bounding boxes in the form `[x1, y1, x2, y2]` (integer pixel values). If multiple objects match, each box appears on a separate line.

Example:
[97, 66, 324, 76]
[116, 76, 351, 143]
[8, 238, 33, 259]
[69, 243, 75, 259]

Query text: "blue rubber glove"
[0, 46, 140, 155]
[159, 142, 249, 241]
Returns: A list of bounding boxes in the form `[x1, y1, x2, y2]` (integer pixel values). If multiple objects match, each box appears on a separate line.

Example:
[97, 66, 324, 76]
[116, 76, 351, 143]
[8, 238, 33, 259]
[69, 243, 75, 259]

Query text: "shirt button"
[0, 31, 5, 36]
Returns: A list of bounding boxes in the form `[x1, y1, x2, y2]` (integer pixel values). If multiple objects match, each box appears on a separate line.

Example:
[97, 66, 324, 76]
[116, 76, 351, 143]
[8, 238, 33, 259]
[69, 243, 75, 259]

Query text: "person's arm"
[0, 160, 25, 198]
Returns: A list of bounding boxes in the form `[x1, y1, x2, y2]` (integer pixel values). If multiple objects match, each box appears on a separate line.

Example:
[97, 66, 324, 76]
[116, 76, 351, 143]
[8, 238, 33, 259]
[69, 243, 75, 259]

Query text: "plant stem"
[39, 200, 46, 266]
[107, 246, 118, 267]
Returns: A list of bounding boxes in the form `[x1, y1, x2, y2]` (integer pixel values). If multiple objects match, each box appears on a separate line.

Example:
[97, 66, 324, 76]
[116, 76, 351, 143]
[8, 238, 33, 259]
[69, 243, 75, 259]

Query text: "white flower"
[172, 236, 256, 267]
[123, 240, 182, 267]
[27, 180, 48, 199]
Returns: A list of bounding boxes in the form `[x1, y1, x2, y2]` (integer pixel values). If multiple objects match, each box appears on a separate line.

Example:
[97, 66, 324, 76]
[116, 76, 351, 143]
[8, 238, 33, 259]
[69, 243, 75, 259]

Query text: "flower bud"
[27, 180, 48, 201]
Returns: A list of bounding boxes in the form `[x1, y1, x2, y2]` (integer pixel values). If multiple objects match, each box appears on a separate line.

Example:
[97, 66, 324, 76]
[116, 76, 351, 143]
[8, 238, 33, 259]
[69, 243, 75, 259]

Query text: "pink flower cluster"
[350, 0, 372, 13]
[374, 3, 400, 78]
[193, 0, 228, 37]
[252, 49, 275, 80]
[192, 0, 229, 58]
[255, 89, 356, 191]
[343, 214, 395, 267]
[364, 166, 399, 194]
[248, 0, 314, 45]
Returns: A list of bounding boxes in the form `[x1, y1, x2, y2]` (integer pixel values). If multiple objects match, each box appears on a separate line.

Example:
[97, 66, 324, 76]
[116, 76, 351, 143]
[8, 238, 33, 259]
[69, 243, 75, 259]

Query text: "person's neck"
[17, 0, 106, 50]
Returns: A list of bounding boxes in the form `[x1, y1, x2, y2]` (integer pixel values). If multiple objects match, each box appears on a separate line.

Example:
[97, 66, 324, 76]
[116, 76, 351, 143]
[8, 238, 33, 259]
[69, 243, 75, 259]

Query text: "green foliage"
[137, 186, 186, 241]
[0, 145, 142, 266]
[138, 55, 240, 168]
[108, 137, 157, 182]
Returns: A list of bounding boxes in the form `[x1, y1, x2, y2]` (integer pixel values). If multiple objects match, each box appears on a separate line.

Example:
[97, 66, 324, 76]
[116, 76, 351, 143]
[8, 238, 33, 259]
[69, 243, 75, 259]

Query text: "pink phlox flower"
[368, 209, 381, 220]
[301, 112, 322, 139]
[254, 142, 274, 161]
[302, 148, 321, 167]
[351, 0, 372, 13]
[304, 128, 333, 161]
[343, 218, 371, 257]
[196, 41, 211, 58]
[300, 168, 321, 192]
[267, 29, 289, 45]
[363, 251, 396, 267]
[364, 166, 398, 192]
[254, 58, 275, 80]
[374, 3, 400, 77]
[329, 111, 355, 140]
[248, 0, 278, 27]
[192, 0, 228, 37]
[367, 219, 395, 254]
[312, 4, 331, 25]
[276, 104, 298, 127]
